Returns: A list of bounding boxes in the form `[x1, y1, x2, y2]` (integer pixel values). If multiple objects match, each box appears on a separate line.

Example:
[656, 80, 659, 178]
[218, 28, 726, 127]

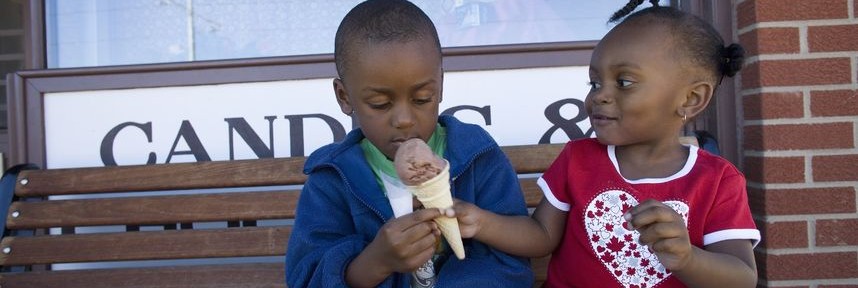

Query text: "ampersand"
[539, 98, 594, 144]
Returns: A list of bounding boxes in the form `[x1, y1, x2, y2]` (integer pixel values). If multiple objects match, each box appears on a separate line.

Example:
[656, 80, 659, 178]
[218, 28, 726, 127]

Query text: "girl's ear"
[679, 81, 714, 120]
[333, 78, 354, 116]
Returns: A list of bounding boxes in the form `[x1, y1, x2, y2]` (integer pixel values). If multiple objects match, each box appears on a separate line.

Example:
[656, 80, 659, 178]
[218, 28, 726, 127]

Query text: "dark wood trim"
[676, 0, 740, 166]
[23, 0, 44, 70]
[6, 40, 596, 167]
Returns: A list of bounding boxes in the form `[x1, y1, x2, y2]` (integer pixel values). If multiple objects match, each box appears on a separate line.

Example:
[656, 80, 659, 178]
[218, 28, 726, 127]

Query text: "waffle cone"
[406, 162, 465, 259]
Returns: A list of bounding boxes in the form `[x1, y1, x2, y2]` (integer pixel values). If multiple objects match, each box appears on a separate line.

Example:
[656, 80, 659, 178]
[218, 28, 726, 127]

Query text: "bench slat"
[14, 144, 561, 198]
[15, 157, 307, 197]
[6, 191, 300, 229]
[502, 143, 564, 174]
[0, 227, 290, 265]
[0, 263, 285, 288]
[521, 178, 545, 208]
[7, 181, 540, 229]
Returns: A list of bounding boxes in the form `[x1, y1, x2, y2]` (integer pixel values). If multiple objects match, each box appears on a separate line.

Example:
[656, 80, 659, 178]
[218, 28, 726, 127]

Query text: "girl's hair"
[609, 1, 744, 85]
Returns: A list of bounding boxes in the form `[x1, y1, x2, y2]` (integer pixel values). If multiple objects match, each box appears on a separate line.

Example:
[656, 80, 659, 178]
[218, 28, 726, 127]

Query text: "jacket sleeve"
[436, 147, 534, 286]
[285, 168, 376, 287]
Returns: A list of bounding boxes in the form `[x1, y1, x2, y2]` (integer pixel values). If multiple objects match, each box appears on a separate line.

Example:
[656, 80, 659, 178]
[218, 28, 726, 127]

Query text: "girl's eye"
[617, 79, 634, 88]
[587, 81, 602, 90]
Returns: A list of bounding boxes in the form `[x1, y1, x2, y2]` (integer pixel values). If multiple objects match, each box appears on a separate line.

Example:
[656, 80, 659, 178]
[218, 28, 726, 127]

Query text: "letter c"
[100, 122, 157, 166]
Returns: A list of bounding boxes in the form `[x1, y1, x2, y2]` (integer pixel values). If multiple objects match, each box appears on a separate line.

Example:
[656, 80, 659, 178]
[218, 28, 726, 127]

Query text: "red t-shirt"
[540, 139, 759, 288]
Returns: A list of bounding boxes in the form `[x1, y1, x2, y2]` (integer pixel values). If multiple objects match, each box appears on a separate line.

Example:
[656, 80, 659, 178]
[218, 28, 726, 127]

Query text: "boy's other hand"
[367, 208, 442, 274]
[624, 199, 694, 271]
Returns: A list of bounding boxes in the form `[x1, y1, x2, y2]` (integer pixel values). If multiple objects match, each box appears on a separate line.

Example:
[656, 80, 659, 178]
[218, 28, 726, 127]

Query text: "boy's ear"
[333, 78, 353, 116]
[679, 80, 714, 120]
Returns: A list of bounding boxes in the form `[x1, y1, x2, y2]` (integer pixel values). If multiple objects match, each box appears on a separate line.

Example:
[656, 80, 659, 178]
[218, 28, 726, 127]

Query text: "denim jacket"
[285, 115, 533, 287]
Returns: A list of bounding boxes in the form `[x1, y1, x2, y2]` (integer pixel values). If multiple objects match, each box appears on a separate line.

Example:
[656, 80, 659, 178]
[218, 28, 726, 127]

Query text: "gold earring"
[682, 113, 687, 122]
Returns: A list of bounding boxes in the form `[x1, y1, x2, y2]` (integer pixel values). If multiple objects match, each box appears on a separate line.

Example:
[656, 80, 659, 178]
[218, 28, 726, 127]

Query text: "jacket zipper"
[323, 164, 388, 223]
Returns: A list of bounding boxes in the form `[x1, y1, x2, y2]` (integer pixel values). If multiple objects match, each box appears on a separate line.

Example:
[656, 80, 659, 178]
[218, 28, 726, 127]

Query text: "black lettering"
[100, 122, 156, 166]
[441, 105, 492, 125]
[283, 114, 346, 157]
[539, 99, 593, 144]
[225, 116, 277, 160]
[165, 120, 211, 163]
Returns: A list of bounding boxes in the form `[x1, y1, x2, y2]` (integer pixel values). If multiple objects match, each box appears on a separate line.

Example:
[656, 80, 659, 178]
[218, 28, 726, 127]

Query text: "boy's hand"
[366, 208, 442, 274]
[625, 199, 693, 271]
[448, 199, 487, 239]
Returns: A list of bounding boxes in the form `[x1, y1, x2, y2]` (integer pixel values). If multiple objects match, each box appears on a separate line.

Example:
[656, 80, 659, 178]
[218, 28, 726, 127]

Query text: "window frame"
[11, 0, 740, 167]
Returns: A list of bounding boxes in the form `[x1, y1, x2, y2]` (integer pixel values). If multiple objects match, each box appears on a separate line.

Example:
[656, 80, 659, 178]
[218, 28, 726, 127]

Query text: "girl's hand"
[447, 199, 487, 239]
[625, 199, 694, 271]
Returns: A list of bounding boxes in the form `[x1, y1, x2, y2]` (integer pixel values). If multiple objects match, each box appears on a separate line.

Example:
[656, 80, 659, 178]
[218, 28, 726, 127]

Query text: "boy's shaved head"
[334, 0, 442, 79]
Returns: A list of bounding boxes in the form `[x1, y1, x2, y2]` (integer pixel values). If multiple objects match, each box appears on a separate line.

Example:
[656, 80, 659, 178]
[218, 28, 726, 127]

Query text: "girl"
[450, 1, 760, 287]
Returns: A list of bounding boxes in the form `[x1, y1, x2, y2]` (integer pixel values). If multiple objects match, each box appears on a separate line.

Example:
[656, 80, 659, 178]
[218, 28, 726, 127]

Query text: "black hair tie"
[721, 43, 745, 77]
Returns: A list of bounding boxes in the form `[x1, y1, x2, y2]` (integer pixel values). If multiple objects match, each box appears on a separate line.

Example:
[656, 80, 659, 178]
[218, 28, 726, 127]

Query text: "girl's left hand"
[624, 199, 694, 271]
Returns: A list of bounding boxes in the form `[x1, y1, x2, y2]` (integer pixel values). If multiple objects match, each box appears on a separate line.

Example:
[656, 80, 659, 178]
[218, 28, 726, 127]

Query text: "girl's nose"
[591, 89, 613, 105]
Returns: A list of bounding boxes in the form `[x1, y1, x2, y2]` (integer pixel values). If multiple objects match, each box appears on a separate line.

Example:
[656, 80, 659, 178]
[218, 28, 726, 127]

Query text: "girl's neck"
[614, 140, 689, 181]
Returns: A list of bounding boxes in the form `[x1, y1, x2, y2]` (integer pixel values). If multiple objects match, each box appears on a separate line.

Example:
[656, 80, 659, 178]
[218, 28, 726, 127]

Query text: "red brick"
[755, 220, 808, 249]
[814, 154, 858, 182]
[748, 187, 856, 216]
[744, 156, 805, 183]
[742, 58, 852, 89]
[758, 252, 858, 280]
[811, 90, 858, 117]
[737, 1, 756, 29]
[739, 28, 801, 56]
[817, 219, 858, 246]
[737, 0, 848, 29]
[744, 123, 854, 151]
[820, 285, 858, 288]
[809, 24, 858, 52]
[743, 92, 804, 120]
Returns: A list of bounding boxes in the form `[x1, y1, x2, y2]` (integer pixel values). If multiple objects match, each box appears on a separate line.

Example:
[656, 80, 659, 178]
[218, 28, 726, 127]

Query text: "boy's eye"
[587, 81, 602, 90]
[368, 102, 390, 110]
[413, 97, 432, 105]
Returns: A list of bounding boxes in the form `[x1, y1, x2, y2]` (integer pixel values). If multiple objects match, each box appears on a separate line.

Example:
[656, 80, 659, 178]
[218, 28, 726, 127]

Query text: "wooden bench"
[0, 143, 563, 287]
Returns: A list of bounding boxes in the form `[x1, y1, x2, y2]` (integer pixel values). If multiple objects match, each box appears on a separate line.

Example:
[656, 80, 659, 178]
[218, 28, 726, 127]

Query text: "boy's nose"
[392, 105, 416, 129]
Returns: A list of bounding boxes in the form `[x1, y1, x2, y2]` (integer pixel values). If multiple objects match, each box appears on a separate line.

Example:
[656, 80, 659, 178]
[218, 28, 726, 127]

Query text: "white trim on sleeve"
[703, 229, 761, 248]
[537, 177, 570, 211]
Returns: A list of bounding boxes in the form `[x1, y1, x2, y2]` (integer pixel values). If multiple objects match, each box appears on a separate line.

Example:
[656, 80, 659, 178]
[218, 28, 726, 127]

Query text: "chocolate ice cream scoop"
[393, 138, 465, 259]
[394, 138, 447, 186]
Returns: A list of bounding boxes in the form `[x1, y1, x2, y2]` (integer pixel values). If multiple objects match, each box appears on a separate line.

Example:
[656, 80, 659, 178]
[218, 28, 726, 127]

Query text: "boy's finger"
[386, 208, 441, 232]
[404, 208, 443, 222]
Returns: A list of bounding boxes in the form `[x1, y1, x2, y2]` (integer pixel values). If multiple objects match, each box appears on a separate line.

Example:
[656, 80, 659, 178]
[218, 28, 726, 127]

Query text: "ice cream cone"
[406, 162, 465, 259]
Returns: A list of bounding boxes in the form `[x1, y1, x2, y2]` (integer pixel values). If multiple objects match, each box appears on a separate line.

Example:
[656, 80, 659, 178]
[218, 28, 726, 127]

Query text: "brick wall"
[737, 0, 858, 286]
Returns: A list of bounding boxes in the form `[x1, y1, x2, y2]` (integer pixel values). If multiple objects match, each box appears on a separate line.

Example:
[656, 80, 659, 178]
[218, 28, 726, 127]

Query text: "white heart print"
[584, 189, 689, 288]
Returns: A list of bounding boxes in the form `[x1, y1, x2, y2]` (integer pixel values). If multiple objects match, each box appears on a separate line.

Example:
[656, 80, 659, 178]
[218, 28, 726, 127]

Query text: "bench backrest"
[0, 143, 563, 287]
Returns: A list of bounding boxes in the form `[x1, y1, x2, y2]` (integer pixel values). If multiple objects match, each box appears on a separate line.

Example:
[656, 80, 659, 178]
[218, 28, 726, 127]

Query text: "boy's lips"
[392, 136, 421, 146]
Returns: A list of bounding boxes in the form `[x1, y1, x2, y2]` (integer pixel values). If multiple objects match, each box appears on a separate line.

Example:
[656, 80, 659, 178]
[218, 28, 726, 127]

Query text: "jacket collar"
[303, 115, 496, 220]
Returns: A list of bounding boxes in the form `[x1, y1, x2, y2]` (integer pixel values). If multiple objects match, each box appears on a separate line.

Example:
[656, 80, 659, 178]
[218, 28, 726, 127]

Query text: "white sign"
[44, 66, 592, 168]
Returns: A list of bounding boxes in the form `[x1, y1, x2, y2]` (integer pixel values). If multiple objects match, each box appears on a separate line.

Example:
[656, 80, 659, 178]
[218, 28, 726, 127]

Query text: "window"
[46, 0, 667, 68]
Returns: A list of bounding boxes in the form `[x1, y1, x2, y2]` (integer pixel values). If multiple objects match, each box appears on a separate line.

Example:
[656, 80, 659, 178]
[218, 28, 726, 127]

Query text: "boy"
[284, 0, 533, 287]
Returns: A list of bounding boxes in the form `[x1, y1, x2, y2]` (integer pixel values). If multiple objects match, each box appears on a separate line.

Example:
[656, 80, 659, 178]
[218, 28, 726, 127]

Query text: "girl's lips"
[590, 114, 617, 126]
[590, 113, 617, 120]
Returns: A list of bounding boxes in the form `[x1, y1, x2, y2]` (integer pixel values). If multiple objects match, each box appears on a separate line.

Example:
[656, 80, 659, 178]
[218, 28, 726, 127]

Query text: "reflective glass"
[47, 0, 668, 68]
